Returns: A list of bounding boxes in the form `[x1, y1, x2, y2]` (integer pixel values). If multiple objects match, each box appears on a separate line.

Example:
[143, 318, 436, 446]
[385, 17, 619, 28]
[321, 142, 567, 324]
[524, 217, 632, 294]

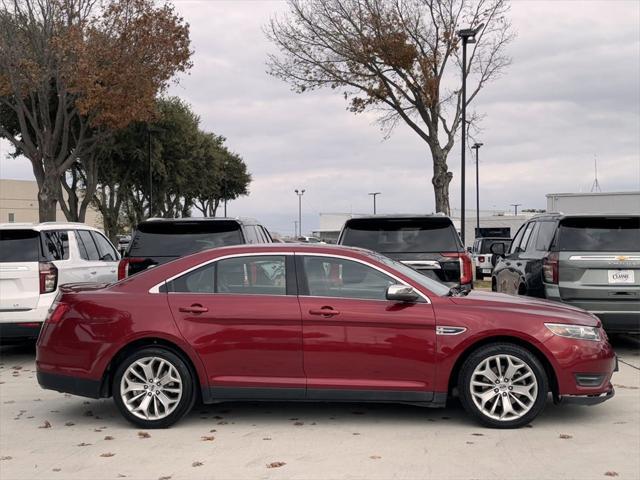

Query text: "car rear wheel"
[113, 347, 195, 428]
[458, 343, 548, 428]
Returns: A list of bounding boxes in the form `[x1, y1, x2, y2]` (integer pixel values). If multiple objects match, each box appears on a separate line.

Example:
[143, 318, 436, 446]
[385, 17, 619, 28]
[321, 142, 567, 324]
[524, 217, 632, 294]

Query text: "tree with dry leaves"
[267, 0, 513, 214]
[0, 0, 192, 221]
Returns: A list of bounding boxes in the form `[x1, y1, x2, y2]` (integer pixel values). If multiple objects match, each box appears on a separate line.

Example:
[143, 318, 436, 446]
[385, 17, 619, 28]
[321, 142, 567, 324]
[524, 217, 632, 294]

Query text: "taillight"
[46, 302, 70, 325]
[543, 252, 559, 284]
[118, 257, 145, 280]
[478, 256, 485, 263]
[39, 262, 58, 293]
[442, 252, 474, 285]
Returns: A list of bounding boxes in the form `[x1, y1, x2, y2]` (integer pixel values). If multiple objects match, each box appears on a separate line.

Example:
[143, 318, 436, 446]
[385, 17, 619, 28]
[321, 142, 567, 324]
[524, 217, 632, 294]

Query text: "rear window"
[557, 217, 640, 252]
[0, 230, 41, 262]
[128, 221, 244, 257]
[340, 218, 460, 253]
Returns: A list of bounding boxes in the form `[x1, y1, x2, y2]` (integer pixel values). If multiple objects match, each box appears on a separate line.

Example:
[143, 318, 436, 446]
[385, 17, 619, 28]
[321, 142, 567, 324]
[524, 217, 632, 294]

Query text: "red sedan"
[36, 244, 616, 428]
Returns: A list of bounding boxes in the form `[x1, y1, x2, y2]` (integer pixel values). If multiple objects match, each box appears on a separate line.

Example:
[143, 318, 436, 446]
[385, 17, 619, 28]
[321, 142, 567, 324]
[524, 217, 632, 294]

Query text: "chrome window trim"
[148, 251, 293, 294]
[299, 252, 431, 304]
[568, 255, 640, 261]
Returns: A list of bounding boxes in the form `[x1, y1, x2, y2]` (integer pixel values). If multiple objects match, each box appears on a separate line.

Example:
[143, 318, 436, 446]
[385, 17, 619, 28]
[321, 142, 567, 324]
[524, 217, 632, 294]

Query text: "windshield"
[367, 251, 451, 296]
[557, 217, 640, 252]
[341, 218, 460, 253]
[129, 221, 244, 257]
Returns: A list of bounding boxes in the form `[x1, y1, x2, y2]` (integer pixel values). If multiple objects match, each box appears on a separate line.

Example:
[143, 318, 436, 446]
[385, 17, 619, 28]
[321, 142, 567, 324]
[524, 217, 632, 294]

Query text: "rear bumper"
[36, 371, 103, 399]
[0, 322, 42, 343]
[592, 312, 640, 333]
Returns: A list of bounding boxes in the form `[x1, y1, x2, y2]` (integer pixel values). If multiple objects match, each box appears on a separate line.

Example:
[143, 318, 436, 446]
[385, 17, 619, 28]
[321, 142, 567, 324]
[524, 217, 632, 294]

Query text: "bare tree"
[266, 0, 513, 214]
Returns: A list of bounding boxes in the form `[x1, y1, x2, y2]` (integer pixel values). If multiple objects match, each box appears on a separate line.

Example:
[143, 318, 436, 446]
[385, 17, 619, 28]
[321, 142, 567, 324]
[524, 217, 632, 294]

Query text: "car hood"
[449, 290, 600, 326]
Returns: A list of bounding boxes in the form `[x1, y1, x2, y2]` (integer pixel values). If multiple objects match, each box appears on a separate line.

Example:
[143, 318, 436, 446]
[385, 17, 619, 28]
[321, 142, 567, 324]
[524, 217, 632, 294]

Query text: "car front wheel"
[458, 343, 548, 428]
[113, 347, 195, 428]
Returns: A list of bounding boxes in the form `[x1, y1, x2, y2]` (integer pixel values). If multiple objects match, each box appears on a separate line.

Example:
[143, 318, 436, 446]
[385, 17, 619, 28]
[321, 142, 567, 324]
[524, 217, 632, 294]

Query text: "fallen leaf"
[559, 434, 573, 439]
[158, 476, 172, 480]
[613, 384, 639, 390]
[267, 462, 286, 469]
[201, 436, 215, 441]
[288, 418, 299, 421]
[369, 455, 382, 460]
[352, 432, 361, 436]
[117, 475, 126, 478]
[466, 441, 474, 445]
[12, 365, 22, 370]
[104, 436, 114, 441]
[39, 420, 52, 429]
[52, 468, 61, 472]
[471, 433, 484, 436]
[138, 432, 151, 439]
[84, 411, 94, 417]
[217, 421, 228, 425]
[100, 452, 115, 457]
[213, 415, 223, 419]
[604, 473, 619, 477]
[441, 416, 451, 420]
[94, 429, 103, 432]
[77, 443, 92, 447]
[1, 456, 12, 461]
[263, 437, 272, 441]
[293, 421, 304, 426]
[192, 461, 203, 467]
[64, 422, 75, 427]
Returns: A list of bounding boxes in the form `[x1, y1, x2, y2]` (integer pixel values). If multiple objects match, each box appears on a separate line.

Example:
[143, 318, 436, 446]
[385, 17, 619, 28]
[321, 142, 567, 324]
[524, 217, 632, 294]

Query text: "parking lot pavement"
[1, 337, 638, 480]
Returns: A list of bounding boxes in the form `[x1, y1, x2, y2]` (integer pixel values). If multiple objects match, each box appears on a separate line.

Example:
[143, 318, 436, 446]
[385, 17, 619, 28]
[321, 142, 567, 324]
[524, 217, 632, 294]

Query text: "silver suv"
[492, 214, 639, 333]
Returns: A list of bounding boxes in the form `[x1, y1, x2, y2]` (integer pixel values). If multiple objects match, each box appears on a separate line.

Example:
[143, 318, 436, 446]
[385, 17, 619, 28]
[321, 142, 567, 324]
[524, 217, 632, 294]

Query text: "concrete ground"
[1, 335, 638, 480]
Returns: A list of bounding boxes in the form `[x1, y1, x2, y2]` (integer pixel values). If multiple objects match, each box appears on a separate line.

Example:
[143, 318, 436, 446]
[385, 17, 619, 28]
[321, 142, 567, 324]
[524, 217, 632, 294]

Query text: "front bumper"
[558, 386, 615, 406]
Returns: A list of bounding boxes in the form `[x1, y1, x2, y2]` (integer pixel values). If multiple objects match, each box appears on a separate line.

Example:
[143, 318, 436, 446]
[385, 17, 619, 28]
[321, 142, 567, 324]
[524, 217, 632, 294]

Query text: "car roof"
[345, 214, 450, 221]
[141, 217, 262, 225]
[530, 213, 640, 221]
[0, 222, 103, 232]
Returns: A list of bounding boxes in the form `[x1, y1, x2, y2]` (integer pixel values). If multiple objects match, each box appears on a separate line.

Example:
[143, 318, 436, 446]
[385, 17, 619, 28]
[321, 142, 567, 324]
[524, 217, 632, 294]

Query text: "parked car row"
[491, 214, 640, 334]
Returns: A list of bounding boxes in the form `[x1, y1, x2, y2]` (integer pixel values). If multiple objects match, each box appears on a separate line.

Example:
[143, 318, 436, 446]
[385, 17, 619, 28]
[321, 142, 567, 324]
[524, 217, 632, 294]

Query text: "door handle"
[179, 304, 209, 314]
[309, 308, 340, 317]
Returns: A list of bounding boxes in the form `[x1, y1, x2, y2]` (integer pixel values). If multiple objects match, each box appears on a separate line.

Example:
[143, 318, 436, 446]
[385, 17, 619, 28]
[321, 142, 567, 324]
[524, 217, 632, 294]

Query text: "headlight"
[545, 323, 600, 341]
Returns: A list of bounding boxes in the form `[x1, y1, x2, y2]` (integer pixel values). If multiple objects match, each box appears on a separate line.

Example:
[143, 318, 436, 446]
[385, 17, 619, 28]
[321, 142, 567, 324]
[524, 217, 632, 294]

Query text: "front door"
[296, 254, 437, 402]
[167, 254, 304, 399]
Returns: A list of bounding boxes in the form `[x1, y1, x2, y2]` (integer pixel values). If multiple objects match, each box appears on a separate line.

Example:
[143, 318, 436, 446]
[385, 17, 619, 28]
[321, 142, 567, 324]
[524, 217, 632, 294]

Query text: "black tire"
[458, 343, 548, 429]
[112, 347, 196, 428]
[476, 270, 484, 281]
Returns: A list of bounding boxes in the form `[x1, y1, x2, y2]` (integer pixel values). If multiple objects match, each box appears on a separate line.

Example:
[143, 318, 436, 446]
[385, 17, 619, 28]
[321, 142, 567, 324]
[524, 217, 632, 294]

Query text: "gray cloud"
[2, 0, 639, 236]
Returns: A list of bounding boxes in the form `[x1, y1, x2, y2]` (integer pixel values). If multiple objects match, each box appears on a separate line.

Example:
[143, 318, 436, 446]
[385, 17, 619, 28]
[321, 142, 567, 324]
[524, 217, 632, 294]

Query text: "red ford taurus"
[36, 244, 616, 428]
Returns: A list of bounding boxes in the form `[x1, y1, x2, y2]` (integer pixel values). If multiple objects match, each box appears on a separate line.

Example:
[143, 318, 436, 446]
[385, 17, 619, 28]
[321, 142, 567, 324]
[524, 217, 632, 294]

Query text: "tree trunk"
[38, 177, 59, 222]
[431, 148, 453, 216]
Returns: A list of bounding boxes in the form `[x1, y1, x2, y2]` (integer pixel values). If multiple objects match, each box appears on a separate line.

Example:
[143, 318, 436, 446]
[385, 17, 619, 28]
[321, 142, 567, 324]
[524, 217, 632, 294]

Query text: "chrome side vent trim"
[436, 326, 467, 336]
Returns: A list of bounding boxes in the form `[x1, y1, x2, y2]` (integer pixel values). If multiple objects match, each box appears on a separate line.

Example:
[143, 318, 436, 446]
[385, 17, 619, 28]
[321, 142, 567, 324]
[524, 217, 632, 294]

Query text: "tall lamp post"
[471, 142, 483, 236]
[511, 203, 522, 216]
[294, 189, 305, 237]
[457, 23, 484, 246]
[147, 124, 153, 217]
[368, 192, 381, 214]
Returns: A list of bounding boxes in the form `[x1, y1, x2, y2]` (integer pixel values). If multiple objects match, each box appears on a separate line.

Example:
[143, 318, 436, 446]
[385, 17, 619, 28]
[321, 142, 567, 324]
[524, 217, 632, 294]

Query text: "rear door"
[555, 216, 640, 305]
[167, 253, 305, 398]
[89, 231, 119, 282]
[0, 229, 41, 310]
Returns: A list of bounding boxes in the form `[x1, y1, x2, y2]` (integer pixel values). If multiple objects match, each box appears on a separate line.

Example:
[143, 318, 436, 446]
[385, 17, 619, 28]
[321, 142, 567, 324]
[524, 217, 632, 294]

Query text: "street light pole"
[457, 23, 484, 246]
[294, 189, 305, 237]
[471, 142, 483, 236]
[368, 192, 381, 214]
[511, 203, 522, 216]
[147, 124, 153, 217]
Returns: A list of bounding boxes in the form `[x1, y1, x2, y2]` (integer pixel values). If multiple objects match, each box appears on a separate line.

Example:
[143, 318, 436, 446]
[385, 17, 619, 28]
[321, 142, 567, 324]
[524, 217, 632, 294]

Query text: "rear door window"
[557, 217, 640, 251]
[519, 223, 536, 252]
[340, 218, 460, 253]
[129, 221, 244, 257]
[76, 230, 101, 261]
[535, 222, 557, 251]
[0, 230, 41, 262]
[508, 225, 526, 254]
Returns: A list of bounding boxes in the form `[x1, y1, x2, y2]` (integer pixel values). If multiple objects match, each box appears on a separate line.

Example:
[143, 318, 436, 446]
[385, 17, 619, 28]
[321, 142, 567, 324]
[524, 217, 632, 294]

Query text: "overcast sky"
[1, 0, 639, 235]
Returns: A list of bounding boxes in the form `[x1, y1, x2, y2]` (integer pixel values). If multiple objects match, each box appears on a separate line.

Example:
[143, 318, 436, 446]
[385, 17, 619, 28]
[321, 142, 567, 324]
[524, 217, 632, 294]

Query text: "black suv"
[337, 215, 472, 289]
[119, 218, 272, 279]
[491, 214, 639, 333]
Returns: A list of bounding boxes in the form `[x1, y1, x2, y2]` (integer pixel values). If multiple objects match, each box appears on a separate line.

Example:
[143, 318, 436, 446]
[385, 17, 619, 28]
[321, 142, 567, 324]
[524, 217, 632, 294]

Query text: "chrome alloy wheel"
[470, 354, 538, 421]
[120, 356, 183, 421]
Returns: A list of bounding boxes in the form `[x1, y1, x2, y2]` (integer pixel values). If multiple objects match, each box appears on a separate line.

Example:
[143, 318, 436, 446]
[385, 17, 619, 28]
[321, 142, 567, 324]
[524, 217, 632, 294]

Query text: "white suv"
[0, 222, 120, 342]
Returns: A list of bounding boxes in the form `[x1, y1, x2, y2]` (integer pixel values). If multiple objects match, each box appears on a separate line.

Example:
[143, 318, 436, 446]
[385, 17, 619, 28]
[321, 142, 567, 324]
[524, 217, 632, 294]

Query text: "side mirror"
[490, 242, 506, 256]
[386, 284, 420, 303]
